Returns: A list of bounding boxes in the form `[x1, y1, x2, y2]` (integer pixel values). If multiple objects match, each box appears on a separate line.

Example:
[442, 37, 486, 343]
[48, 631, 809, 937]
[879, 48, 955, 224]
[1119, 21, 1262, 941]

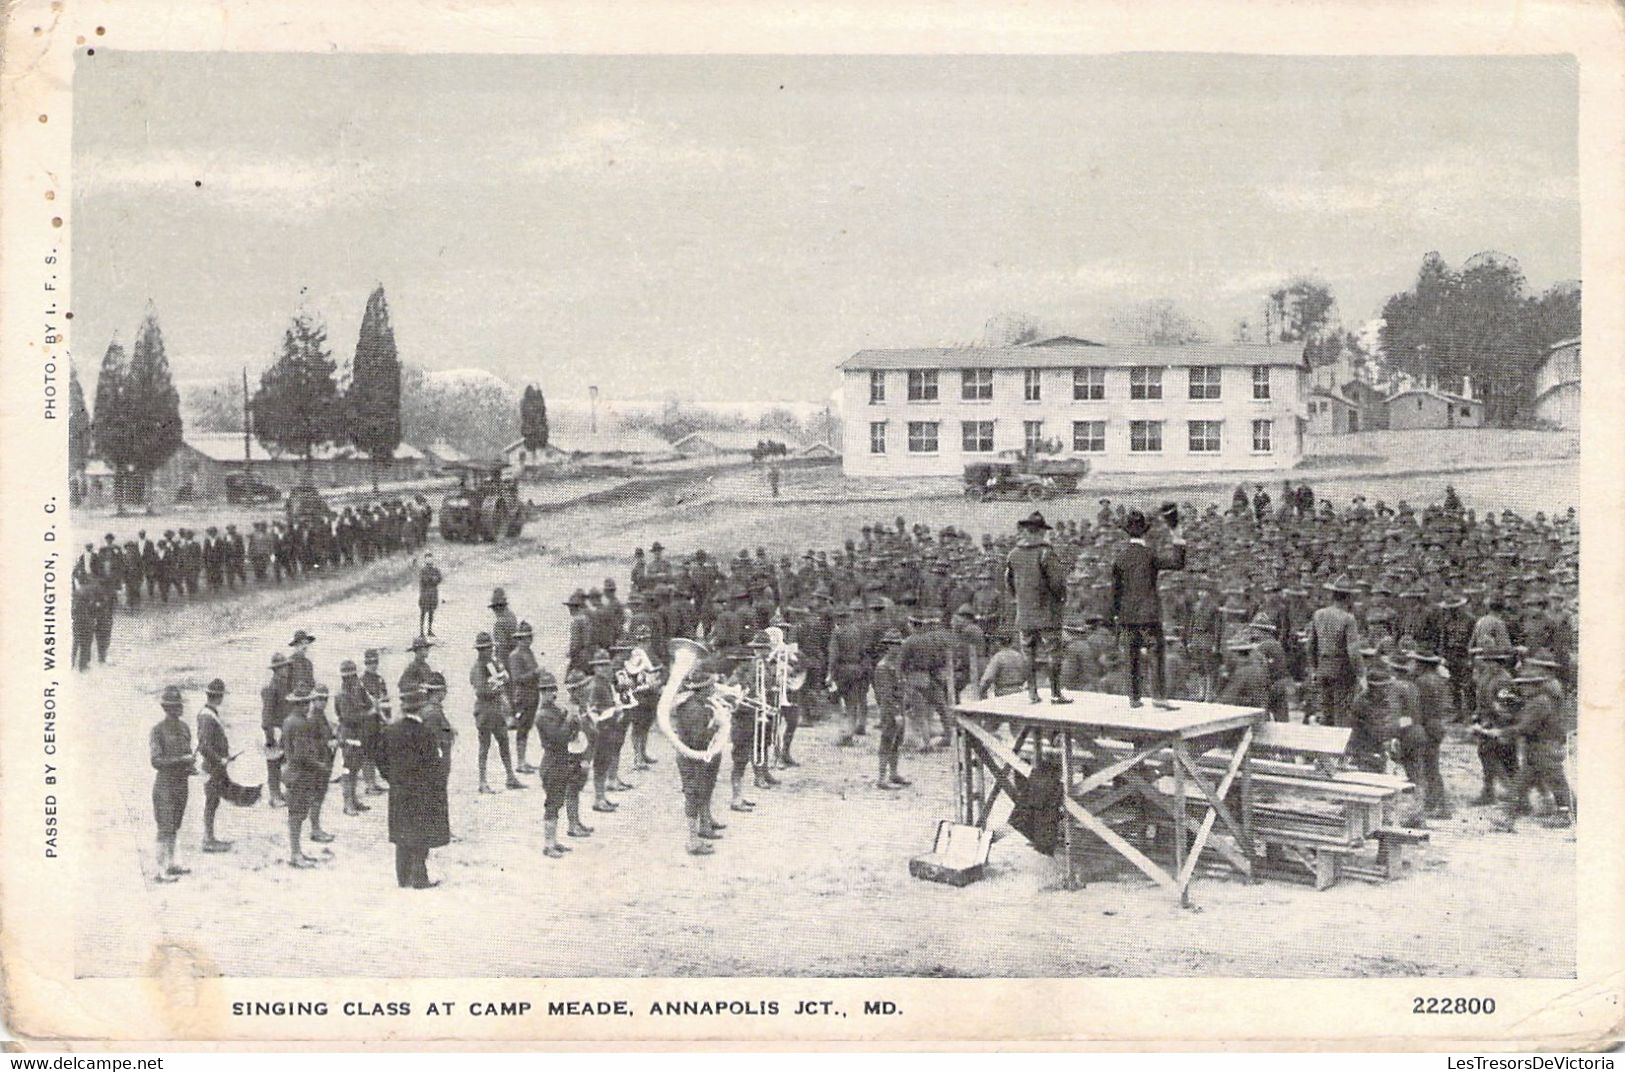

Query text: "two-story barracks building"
[839, 341, 1309, 477]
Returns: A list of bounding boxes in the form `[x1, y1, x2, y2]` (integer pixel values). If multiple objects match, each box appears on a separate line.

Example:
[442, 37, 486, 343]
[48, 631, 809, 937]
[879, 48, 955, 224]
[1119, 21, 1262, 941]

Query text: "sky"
[72, 52, 1579, 403]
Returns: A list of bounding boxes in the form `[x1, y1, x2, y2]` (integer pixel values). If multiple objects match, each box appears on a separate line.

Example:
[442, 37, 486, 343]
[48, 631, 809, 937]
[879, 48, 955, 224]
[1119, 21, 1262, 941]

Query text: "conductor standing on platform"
[1110, 504, 1187, 710]
[1005, 511, 1071, 705]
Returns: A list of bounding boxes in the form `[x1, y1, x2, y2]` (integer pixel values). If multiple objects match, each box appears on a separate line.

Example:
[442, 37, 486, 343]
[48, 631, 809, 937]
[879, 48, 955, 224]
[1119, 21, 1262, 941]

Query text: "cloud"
[517, 116, 758, 181]
[76, 151, 377, 212]
[1261, 149, 1577, 220]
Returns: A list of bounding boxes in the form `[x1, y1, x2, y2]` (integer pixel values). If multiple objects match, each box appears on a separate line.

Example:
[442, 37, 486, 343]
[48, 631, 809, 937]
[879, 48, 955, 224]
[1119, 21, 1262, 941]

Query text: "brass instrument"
[656, 638, 729, 762]
[764, 626, 805, 704]
[751, 649, 778, 768]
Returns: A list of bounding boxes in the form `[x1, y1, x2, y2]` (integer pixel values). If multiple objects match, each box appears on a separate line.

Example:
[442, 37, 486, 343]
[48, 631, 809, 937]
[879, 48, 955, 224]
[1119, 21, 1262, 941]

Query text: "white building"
[839, 342, 1308, 477]
[1531, 336, 1580, 429]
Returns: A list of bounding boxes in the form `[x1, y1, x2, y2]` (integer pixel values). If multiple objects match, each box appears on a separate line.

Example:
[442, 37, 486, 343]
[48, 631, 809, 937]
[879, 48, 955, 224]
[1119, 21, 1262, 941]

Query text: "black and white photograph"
[1, 0, 1619, 1050]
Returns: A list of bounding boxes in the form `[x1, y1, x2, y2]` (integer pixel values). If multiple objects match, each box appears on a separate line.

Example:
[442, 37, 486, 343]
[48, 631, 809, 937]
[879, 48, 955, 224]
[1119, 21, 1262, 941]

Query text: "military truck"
[439, 463, 525, 542]
[962, 450, 1089, 502]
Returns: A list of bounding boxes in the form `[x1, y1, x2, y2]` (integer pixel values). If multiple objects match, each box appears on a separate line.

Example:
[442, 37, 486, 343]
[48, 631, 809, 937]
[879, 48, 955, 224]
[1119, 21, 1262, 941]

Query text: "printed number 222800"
[1413, 997, 1496, 1014]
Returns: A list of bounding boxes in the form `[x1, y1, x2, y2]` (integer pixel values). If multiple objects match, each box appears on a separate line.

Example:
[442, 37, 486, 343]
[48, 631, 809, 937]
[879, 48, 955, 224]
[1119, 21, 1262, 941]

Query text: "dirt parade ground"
[71, 460, 1578, 979]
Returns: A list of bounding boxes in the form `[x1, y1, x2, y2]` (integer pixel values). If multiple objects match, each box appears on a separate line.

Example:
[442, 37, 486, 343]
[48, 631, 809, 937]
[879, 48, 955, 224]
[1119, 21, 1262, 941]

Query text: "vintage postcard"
[0, 0, 1620, 1050]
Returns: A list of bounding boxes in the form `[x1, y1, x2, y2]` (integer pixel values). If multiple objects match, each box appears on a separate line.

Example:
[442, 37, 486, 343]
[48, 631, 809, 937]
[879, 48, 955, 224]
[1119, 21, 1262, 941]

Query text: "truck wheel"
[1022, 484, 1044, 502]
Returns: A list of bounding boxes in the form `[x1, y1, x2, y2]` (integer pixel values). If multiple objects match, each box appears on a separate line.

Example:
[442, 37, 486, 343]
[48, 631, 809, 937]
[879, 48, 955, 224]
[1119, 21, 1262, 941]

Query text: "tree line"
[78, 286, 557, 504]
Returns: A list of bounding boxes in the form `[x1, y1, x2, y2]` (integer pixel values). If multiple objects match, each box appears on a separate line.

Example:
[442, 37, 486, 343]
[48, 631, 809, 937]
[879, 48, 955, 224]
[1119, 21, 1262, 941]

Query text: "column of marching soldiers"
[143, 479, 1581, 889]
[70, 496, 436, 670]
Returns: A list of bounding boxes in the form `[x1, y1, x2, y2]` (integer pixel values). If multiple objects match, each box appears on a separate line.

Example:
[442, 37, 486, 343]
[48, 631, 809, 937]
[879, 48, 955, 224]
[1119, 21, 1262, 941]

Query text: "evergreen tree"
[67, 358, 92, 476]
[520, 384, 550, 450]
[346, 284, 403, 490]
[253, 303, 341, 478]
[90, 339, 128, 470]
[121, 307, 185, 489]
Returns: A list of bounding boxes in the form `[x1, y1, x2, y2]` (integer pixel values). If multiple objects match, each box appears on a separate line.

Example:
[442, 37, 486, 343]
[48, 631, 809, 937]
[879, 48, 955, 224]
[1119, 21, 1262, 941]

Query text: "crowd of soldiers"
[143, 479, 1581, 886]
[74, 496, 434, 670]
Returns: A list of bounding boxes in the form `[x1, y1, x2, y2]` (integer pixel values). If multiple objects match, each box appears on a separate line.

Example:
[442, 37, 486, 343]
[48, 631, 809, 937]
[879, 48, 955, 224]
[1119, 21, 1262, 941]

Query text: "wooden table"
[949, 691, 1267, 906]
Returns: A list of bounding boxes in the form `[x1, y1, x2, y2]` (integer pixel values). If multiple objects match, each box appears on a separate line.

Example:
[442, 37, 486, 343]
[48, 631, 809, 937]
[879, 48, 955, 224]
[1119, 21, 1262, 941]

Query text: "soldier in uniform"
[70, 574, 96, 671]
[979, 633, 1030, 697]
[1183, 576, 1226, 700]
[149, 685, 196, 882]
[195, 678, 235, 853]
[203, 526, 225, 591]
[248, 521, 273, 583]
[92, 573, 116, 665]
[282, 683, 337, 866]
[471, 631, 524, 794]
[586, 648, 632, 808]
[140, 530, 161, 600]
[377, 687, 450, 888]
[1109, 506, 1187, 710]
[416, 552, 442, 637]
[121, 538, 143, 611]
[1394, 652, 1452, 819]
[398, 635, 436, 700]
[725, 650, 759, 811]
[871, 630, 911, 790]
[564, 590, 593, 674]
[624, 619, 663, 771]
[668, 656, 726, 855]
[507, 621, 541, 774]
[419, 674, 456, 785]
[359, 649, 391, 795]
[1005, 511, 1071, 705]
[260, 652, 291, 808]
[490, 587, 518, 664]
[1348, 666, 1396, 773]
[287, 629, 317, 696]
[537, 670, 592, 855]
[826, 601, 869, 746]
[1471, 648, 1519, 803]
[1494, 653, 1573, 830]
[1307, 575, 1367, 727]
[335, 661, 373, 817]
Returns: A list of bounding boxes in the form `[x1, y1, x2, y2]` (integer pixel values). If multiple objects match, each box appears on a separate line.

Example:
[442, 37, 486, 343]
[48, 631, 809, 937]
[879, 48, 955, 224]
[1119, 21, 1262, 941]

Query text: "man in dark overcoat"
[378, 699, 451, 888]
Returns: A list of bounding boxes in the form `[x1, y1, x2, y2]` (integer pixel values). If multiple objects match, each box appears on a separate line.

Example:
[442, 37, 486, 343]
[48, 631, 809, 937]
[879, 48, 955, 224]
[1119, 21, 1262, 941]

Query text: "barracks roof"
[184, 433, 426, 463]
[839, 342, 1308, 372]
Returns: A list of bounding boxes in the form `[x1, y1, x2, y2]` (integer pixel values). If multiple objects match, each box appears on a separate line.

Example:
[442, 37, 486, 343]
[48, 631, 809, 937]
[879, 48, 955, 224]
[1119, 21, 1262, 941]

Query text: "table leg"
[952, 717, 970, 826]
[1238, 727, 1255, 875]
[1173, 739, 1189, 907]
[1058, 728, 1077, 890]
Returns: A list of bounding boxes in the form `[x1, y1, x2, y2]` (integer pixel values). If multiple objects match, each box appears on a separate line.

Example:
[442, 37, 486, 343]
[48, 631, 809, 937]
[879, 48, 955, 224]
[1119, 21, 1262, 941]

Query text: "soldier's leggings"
[877, 708, 903, 775]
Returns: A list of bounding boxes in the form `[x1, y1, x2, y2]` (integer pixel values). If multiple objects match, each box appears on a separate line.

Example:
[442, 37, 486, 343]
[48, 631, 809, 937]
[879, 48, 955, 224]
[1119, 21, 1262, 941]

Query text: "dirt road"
[72, 462, 1576, 978]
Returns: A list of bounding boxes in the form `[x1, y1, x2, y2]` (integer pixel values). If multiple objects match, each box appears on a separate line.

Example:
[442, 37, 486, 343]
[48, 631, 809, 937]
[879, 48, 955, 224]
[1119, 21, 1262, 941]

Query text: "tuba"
[657, 638, 728, 762]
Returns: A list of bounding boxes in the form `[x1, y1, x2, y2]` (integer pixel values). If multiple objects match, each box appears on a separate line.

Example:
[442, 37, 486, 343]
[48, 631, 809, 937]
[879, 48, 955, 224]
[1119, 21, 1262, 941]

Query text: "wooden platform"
[946, 690, 1268, 906]
[954, 691, 1266, 739]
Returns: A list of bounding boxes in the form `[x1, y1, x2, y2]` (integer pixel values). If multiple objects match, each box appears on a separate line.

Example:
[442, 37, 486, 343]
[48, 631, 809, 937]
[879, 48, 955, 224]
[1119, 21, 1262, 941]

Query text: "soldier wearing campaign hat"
[281, 682, 336, 867]
[1490, 655, 1572, 830]
[335, 660, 373, 817]
[260, 651, 293, 808]
[149, 685, 196, 882]
[1005, 510, 1071, 705]
[1470, 646, 1520, 802]
[196, 678, 236, 853]
[508, 621, 542, 774]
[471, 631, 524, 794]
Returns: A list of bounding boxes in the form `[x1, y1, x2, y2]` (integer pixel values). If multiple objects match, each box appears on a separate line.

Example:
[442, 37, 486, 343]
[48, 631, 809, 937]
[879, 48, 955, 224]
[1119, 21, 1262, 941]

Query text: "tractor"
[439, 463, 525, 542]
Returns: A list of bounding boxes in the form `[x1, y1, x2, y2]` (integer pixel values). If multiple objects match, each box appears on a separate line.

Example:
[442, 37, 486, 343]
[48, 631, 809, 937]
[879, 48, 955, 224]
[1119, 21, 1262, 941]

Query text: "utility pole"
[242, 365, 252, 472]
[589, 385, 599, 434]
